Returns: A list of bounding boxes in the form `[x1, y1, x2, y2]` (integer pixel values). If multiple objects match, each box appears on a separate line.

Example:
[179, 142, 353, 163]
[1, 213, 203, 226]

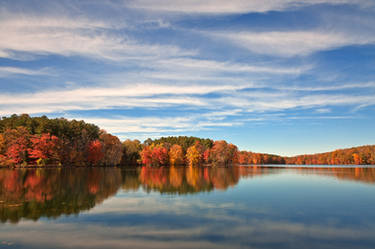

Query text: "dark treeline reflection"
[1, 166, 375, 223]
[0, 167, 122, 223]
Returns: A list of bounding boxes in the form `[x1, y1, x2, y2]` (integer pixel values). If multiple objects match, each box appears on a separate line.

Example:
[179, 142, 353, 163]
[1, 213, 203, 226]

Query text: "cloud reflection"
[1, 166, 375, 248]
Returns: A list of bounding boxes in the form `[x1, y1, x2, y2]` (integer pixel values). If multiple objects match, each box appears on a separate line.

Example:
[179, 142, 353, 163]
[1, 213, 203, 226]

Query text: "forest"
[0, 114, 374, 167]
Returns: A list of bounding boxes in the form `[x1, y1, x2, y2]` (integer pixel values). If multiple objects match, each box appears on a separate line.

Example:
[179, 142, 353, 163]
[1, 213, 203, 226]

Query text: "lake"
[1, 166, 375, 249]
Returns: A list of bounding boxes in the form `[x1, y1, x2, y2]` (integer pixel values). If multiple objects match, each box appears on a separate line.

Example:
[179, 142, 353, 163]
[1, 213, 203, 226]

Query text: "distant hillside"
[284, 145, 375, 165]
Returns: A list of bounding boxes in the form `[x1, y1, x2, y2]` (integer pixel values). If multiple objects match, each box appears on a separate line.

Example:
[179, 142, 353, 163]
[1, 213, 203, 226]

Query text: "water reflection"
[1, 166, 375, 223]
[0, 167, 122, 223]
[138, 166, 240, 194]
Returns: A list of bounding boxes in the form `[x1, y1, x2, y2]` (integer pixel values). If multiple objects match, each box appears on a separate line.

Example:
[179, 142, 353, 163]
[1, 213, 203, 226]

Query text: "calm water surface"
[0, 166, 375, 249]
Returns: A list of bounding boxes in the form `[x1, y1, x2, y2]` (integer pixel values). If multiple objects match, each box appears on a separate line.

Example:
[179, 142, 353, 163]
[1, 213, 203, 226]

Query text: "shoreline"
[2, 164, 374, 169]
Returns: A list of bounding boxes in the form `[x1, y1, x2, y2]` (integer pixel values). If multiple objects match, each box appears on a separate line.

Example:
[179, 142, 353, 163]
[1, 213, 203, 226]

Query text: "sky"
[0, 0, 375, 156]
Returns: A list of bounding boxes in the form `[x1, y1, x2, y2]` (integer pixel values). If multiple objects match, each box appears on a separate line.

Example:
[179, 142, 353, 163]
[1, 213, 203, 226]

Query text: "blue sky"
[1, 0, 375, 156]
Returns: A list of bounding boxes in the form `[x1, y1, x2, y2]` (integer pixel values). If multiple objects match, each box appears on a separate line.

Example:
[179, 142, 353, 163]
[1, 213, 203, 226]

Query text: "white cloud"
[1, 80, 374, 134]
[0, 66, 53, 77]
[275, 82, 375, 91]
[315, 108, 331, 113]
[0, 83, 250, 116]
[212, 31, 375, 57]
[219, 93, 375, 112]
[155, 58, 309, 75]
[202, 109, 243, 121]
[58, 110, 245, 136]
[126, 57, 308, 86]
[0, 83, 246, 105]
[127, 0, 373, 14]
[82, 116, 197, 134]
[0, 15, 193, 60]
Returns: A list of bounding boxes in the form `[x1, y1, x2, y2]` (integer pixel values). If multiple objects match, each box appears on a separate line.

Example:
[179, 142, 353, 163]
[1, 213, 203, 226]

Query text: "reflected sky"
[1, 166, 375, 249]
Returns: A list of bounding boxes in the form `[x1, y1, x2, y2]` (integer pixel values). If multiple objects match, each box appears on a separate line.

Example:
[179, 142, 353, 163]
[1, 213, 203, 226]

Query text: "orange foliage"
[169, 144, 184, 166]
[285, 145, 375, 165]
[237, 151, 285, 165]
[206, 140, 238, 166]
[186, 141, 203, 167]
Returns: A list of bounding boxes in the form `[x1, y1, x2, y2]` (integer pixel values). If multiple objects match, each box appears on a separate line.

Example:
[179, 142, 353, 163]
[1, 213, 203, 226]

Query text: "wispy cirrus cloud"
[0, 14, 193, 61]
[2, 81, 374, 115]
[0, 81, 374, 137]
[210, 30, 375, 57]
[0, 66, 53, 77]
[220, 93, 375, 112]
[80, 116, 243, 136]
[127, 0, 374, 14]
[154, 58, 309, 75]
[0, 83, 248, 115]
[0, 83, 247, 104]
[275, 82, 375, 91]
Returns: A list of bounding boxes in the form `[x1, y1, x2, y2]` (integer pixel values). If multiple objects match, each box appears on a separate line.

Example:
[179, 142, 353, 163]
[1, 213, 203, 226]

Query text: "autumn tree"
[238, 151, 250, 164]
[87, 140, 104, 165]
[140, 146, 153, 166]
[169, 144, 184, 166]
[121, 139, 142, 165]
[140, 144, 169, 166]
[151, 144, 169, 166]
[207, 140, 238, 166]
[186, 141, 204, 167]
[3, 127, 32, 165]
[203, 149, 210, 163]
[28, 133, 60, 165]
[0, 134, 5, 155]
[0, 134, 8, 166]
[147, 136, 213, 152]
[352, 153, 361, 165]
[99, 132, 123, 166]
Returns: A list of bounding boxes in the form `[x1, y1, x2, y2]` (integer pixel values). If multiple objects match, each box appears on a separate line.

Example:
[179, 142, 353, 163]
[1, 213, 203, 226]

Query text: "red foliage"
[28, 133, 60, 163]
[0, 155, 6, 164]
[140, 144, 168, 166]
[152, 146, 168, 166]
[6, 137, 30, 164]
[87, 140, 104, 165]
[203, 149, 210, 163]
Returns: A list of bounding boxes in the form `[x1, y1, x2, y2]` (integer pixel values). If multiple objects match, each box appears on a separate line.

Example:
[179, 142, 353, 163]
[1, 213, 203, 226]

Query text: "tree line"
[0, 114, 374, 167]
[0, 114, 240, 167]
[285, 145, 375, 165]
[0, 114, 124, 167]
